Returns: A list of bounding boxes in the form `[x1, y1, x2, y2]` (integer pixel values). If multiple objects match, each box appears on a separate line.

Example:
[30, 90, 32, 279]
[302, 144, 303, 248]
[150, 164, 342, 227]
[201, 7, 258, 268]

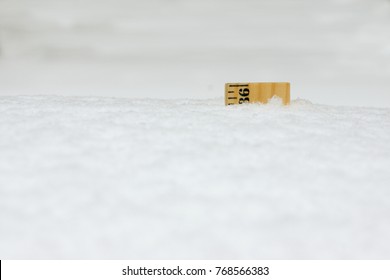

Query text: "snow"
[1, 96, 390, 259]
[1, 0, 390, 259]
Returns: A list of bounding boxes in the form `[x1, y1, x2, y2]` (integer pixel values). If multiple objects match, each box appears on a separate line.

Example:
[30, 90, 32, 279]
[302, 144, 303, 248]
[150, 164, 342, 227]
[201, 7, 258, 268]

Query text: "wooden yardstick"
[225, 82, 290, 106]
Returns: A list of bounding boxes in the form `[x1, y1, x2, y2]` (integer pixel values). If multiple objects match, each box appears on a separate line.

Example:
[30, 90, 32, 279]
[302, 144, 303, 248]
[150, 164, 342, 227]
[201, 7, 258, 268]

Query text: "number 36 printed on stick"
[225, 82, 290, 106]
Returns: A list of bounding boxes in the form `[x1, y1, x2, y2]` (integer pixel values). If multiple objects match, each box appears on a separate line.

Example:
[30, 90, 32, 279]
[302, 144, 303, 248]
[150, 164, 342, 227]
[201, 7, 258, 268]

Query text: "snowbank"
[1, 96, 390, 259]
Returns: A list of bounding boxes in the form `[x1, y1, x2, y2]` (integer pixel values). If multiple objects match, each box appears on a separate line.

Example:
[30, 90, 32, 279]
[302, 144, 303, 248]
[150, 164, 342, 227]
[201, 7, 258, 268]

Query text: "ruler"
[225, 82, 290, 106]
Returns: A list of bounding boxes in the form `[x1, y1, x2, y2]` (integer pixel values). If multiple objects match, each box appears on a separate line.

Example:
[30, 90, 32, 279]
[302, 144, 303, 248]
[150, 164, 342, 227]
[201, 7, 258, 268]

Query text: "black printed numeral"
[239, 88, 250, 104]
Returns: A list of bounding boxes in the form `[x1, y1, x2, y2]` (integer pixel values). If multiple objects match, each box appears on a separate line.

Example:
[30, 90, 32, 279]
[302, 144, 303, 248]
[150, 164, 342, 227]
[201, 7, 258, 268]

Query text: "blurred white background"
[0, 0, 390, 107]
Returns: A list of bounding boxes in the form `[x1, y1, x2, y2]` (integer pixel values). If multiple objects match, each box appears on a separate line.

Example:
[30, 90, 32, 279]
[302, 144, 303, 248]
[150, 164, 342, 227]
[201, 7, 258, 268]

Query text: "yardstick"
[225, 82, 290, 106]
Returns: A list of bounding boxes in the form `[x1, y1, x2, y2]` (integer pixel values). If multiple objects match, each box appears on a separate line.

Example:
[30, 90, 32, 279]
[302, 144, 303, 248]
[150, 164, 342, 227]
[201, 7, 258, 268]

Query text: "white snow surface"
[1, 96, 390, 259]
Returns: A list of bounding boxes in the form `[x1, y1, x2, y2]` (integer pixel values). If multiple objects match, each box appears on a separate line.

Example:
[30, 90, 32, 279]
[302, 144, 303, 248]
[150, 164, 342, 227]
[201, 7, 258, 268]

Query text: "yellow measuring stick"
[225, 82, 290, 106]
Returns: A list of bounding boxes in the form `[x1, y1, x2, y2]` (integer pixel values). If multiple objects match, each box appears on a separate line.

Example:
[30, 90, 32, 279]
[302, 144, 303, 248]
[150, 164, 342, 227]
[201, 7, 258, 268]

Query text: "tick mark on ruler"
[228, 97, 237, 99]
[229, 84, 249, 87]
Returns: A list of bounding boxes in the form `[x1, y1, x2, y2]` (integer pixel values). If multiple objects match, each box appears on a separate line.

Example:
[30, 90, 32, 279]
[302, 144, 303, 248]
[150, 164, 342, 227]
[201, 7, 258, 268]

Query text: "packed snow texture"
[1, 96, 390, 259]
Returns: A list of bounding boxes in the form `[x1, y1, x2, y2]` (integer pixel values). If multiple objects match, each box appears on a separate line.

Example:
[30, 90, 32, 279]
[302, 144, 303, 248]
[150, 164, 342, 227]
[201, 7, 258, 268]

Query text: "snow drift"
[1, 96, 390, 259]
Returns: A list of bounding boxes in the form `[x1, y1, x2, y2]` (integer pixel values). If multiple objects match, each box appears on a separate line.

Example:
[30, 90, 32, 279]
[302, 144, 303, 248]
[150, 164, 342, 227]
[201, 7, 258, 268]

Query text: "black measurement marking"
[228, 97, 237, 99]
[239, 88, 250, 103]
[227, 103, 234, 105]
[229, 84, 249, 87]
[228, 91, 234, 93]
